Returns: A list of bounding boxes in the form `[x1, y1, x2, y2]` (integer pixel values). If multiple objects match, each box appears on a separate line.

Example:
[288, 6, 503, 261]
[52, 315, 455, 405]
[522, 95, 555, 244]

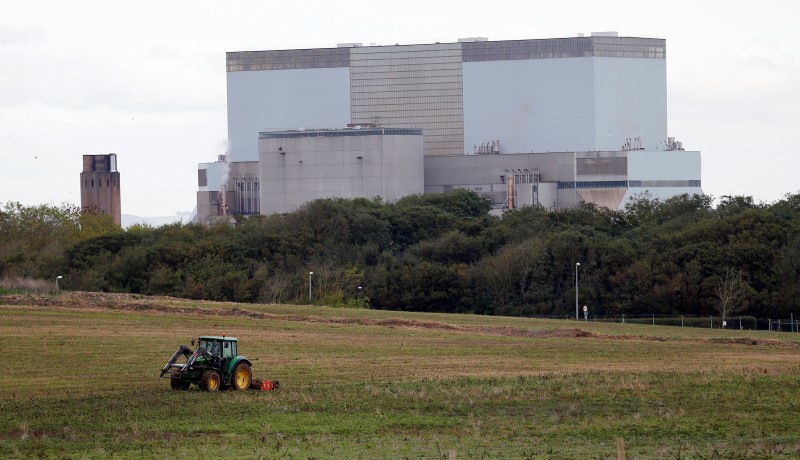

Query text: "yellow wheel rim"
[235, 367, 248, 388]
[209, 374, 219, 390]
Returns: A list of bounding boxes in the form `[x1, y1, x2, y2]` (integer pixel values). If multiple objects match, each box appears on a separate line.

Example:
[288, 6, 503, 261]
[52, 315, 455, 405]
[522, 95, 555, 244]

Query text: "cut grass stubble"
[1, 293, 800, 458]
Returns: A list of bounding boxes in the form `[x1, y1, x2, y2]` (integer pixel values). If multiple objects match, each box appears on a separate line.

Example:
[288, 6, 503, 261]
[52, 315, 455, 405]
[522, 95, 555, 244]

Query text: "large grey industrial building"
[197, 32, 701, 220]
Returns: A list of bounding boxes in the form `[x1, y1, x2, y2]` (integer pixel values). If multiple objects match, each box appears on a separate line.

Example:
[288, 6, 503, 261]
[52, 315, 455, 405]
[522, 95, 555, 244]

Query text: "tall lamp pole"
[309, 271, 314, 300]
[575, 263, 580, 319]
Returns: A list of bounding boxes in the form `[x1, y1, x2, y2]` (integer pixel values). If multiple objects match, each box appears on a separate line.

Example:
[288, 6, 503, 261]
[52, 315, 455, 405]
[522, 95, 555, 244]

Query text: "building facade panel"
[627, 150, 701, 181]
[226, 47, 350, 72]
[425, 149, 699, 211]
[349, 44, 464, 157]
[576, 156, 628, 176]
[462, 37, 666, 62]
[259, 128, 424, 214]
[592, 57, 668, 151]
[226, 67, 351, 161]
[463, 57, 596, 155]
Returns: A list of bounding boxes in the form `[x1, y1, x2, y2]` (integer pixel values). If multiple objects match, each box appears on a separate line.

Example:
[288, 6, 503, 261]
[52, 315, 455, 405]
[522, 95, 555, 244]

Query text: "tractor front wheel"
[170, 375, 190, 390]
[230, 362, 252, 391]
[200, 370, 221, 392]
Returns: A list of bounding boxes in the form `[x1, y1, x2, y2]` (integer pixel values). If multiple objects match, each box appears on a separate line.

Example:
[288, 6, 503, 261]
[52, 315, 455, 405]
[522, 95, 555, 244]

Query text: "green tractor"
[160, 336, 252, 391]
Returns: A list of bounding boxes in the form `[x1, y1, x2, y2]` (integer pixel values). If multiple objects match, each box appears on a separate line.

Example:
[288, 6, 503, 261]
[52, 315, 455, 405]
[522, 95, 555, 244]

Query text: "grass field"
[2, 292, 800, 459]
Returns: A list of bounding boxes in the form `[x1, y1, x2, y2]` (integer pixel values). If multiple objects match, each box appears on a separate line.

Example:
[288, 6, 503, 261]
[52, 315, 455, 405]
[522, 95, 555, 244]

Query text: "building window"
[558, 180, 628, 189]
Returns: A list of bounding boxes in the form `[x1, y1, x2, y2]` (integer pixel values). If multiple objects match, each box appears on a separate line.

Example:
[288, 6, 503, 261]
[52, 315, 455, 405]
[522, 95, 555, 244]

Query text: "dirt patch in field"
[707, 337, 780, 346]
[0, 292, 178, 313]
[0, 427, 205, 442]
[470, 326, 597, 339]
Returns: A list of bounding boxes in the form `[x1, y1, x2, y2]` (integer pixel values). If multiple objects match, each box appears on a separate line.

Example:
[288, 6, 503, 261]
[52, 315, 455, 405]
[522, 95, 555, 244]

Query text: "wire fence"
[561, 314, 800, 332]
[767, 316, 800, 333]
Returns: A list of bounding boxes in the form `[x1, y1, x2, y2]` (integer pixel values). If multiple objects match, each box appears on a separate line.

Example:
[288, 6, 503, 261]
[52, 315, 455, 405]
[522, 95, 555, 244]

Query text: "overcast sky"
[1, 1, 797, 217]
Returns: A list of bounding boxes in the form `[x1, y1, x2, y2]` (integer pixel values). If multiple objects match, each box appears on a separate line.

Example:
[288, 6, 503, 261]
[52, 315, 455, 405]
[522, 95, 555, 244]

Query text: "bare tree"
[714, 266, 748, 328]
[263, 272, 291, 304]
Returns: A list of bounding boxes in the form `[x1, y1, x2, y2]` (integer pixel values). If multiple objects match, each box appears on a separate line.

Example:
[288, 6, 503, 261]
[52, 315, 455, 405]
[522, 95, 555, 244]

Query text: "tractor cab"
[198, 336, 237, 359]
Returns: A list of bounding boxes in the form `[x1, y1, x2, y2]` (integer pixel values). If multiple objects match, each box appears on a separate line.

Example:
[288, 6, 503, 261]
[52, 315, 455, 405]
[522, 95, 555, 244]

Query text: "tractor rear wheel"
[170, 375, 190, 390]
[200, 370, 221, 392]
[230, 362, 252, 391]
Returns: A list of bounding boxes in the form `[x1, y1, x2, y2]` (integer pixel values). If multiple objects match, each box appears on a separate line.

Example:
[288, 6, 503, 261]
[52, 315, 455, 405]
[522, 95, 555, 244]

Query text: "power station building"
[81, 153, 121, 225]
[197, 33, 701, 220]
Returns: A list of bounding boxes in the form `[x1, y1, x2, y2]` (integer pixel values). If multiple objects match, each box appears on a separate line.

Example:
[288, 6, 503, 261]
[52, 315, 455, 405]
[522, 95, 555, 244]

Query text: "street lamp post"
[308, 272, 313, 300]
[575, 263, 580, 319]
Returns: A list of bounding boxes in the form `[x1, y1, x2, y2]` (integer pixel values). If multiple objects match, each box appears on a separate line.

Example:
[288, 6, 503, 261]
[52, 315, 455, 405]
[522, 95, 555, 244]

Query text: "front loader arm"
[184, 346, 212, 369]
[160, 345, 193, 377]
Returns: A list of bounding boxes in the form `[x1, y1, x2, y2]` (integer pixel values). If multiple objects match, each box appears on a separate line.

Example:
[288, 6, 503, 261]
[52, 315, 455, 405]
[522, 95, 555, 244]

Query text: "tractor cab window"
[222, 341, 233, 359]
[199, 340, 221, 357]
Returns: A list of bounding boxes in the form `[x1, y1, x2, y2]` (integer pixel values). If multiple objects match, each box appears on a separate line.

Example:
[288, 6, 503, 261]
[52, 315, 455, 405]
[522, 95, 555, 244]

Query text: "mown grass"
[1, 296, 800, 458]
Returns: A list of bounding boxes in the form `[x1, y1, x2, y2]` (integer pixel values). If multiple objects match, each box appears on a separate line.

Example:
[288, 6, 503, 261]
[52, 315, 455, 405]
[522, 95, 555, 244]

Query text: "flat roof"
[259, 127, 423, 139]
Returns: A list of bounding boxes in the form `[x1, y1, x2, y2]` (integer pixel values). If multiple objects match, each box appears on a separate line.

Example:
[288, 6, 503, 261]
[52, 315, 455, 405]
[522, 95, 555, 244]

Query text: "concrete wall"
[538, 182, 558, 210]
[380, 133, 426, 200]
[196, 190, 216, 223]
[259, 130, 423, 214]
[226, 67, 351, 161]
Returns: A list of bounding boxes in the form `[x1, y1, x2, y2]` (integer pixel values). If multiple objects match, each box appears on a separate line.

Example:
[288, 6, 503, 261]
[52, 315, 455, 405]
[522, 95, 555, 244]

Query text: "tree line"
[1, 190, 799, 320]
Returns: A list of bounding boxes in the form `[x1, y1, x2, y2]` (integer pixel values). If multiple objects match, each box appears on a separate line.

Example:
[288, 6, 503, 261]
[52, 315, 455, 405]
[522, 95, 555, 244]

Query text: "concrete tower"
[80, 154, 121, 225]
